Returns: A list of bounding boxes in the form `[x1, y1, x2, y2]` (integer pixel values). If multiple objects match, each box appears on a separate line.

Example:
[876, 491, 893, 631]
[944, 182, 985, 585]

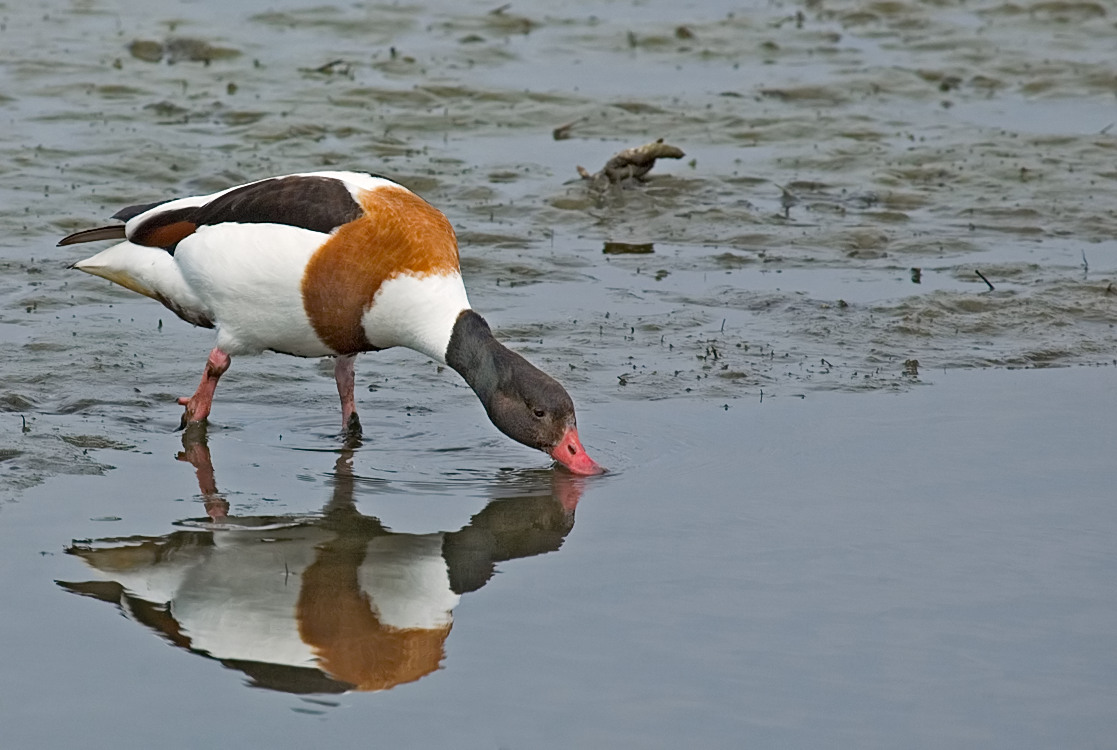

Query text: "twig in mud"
[1081, 249, 1089, 274]
[552, 117, 584, 141]
[577, 138, 685, 186]
[489, 3, 511, 14]
[301, 59, 351, 76]
[975, 269, 995, 291]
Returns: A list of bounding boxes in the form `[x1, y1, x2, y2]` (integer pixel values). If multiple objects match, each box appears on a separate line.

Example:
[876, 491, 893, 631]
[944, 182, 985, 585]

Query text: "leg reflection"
[176, 422, 229, 521]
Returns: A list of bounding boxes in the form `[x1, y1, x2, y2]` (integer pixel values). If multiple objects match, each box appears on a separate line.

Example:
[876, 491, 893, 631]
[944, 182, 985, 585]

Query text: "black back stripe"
[191, 176, 363, 234]
[129, 175, 366, 253]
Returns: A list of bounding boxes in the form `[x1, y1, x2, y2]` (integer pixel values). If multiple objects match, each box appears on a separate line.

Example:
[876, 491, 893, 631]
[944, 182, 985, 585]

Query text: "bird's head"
[446, 310, 604, 476]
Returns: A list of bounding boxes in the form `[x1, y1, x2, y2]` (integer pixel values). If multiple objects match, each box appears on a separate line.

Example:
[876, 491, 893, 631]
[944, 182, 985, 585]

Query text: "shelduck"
[59, 171, 602, 475]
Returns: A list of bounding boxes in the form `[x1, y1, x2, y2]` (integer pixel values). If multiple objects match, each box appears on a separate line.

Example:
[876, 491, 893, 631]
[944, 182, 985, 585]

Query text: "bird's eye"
[533, 408, 546, 418]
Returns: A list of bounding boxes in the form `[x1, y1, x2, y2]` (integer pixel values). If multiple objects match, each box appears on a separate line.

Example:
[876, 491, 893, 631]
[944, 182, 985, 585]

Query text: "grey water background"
[2, 0, 1116, 747]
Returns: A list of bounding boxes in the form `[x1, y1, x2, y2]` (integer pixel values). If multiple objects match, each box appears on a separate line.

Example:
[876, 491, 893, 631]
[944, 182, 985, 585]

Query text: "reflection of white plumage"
[60, 442, 582, 694]
[359, 535, 459, 631]
[68, 525, 459, 690]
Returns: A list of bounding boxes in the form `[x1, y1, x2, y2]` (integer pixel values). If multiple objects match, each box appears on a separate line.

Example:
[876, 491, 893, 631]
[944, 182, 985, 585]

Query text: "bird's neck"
[445, 310, 514, 409]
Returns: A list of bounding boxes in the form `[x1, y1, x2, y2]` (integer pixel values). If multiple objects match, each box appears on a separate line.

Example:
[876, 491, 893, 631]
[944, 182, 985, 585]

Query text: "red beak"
[549, 426, 605, 476]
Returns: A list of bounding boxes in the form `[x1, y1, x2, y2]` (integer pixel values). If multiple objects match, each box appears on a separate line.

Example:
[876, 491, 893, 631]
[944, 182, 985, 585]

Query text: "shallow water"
[3, 367, 1117, 748]
[2, 0, 1116, 747]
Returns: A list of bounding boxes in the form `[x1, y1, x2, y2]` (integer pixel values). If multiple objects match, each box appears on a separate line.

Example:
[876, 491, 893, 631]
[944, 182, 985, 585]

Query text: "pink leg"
[335, 354, 362, 436]
[177, 347, 231, 430]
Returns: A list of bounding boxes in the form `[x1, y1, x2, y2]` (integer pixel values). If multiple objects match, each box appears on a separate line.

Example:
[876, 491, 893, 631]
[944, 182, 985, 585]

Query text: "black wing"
[60, 175, 368, 252]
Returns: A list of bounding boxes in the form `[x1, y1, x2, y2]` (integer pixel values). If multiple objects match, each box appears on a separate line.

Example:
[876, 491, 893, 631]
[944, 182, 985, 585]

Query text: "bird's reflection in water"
[57, 426, 584, 695]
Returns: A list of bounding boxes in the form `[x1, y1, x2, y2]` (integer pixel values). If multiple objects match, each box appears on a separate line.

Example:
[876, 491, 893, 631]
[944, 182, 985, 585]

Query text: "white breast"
[361, 272, 471, 362]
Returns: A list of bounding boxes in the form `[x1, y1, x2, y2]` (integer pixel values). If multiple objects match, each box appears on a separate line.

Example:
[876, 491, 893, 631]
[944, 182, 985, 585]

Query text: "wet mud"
[4, 0, 1116, 489]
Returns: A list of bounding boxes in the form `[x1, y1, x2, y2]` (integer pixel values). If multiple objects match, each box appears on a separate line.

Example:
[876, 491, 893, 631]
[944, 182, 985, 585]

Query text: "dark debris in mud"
[577, 139, 686, 187]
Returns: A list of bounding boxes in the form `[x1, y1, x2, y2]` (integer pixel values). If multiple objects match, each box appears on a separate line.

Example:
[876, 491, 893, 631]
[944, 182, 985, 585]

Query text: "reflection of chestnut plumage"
[58, 429, 583, 694]
[59, 172, 602, 474]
